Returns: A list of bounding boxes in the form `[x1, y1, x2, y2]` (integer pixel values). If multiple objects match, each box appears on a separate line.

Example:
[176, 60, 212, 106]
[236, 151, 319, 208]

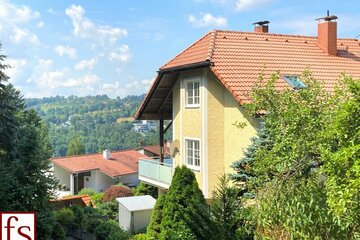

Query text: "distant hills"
[25, 94, 160, 157]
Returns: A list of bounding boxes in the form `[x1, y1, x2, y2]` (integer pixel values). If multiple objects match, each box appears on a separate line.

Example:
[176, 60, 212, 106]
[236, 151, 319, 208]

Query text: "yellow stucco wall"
[172, 68, 258, 198]
[172, 69, 204, 192]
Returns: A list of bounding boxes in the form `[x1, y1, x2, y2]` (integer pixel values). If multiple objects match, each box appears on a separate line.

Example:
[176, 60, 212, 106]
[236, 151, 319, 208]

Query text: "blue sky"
[1, 0, 359, 98]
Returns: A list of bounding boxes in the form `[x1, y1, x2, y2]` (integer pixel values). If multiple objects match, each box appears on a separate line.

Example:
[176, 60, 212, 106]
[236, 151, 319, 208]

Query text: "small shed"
[116, 195, 156, 233]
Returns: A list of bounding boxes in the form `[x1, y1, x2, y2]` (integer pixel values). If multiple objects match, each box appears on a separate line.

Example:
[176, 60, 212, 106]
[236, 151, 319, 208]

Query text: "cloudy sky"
[1, 0, 359, 98]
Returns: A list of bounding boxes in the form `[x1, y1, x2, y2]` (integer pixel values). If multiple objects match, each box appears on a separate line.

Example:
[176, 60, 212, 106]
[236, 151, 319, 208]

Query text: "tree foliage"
[0, 45, 58, 239]
[236, 71, 360, 239]
[147, 194, 166, 240]
[134, 182, 158, 199]
[211, 174, 243, 240]
[103, 185, 133, 202]
[66, 135, 86, 155]
[155, 166, 215, 240]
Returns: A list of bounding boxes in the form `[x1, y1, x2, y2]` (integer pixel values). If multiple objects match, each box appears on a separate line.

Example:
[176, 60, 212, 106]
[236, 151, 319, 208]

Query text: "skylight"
[283, 75, 307, 89]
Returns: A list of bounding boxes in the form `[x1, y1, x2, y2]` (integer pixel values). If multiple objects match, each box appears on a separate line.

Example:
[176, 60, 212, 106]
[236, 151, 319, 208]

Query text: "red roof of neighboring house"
[142, 144, 170, 156]
[135, 29, 360, 119]
[50, 195, 93, 209]
[51, 150, 146, 178]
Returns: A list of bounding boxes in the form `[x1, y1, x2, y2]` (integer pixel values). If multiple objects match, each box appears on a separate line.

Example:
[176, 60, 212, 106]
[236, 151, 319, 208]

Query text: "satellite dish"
[170, 139, 180, 157]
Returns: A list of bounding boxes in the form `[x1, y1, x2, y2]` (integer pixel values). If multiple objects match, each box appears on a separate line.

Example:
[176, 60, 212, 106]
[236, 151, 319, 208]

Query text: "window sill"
[185, 104, 200, 109]
[186, 165, 200, 172]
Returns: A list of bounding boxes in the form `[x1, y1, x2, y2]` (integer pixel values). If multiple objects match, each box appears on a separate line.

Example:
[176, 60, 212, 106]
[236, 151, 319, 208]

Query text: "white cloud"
[0, 2, 40, 24]
[188, 13, 227, 28]
[4, 58, 27, 82]
[235, 0, 269, 11]
[27, 59, 99, 89]
[37, 21, 44, 28]
[108, 45, 132, 63]
[11, 27, 39, 44]
[54, 45, 77, 59]
[0, 1, 41, 45]
[99, 78, 154, 97]
[75, 58, 97, 70]
[65, 5, 127, 46]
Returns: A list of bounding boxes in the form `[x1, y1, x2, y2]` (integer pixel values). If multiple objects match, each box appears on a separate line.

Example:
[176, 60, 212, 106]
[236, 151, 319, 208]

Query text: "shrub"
[147, 194, 166, 239]
[91, 192, 104, 206]
[97, 200, 119, 221]
[82, 217, 102, 234]
[54, 208, 76, 230]
[158, 166, 215, 240]
[131, 233, 147, 240]
[134, 182, 158, 199]
[78, 187, 96, 196]
[96, 220, 129, 240]
[103, 185, 133, 202]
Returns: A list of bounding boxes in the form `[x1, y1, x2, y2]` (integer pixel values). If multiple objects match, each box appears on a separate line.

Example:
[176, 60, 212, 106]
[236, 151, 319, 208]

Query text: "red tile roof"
[50, 195, 93, 209]
[142, 144, 170, 156]
[145, 30, 360, 108]
[51, 150, 146, 178]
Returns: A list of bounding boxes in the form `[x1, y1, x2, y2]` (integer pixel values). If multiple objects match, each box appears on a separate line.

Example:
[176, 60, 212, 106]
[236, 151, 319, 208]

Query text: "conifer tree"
[147, 194, 166, 239]
[0, 45, 58, 239]
[67, 135, 86, 155]
[158, 166, 215, 240]
[230, 122, 270, 198]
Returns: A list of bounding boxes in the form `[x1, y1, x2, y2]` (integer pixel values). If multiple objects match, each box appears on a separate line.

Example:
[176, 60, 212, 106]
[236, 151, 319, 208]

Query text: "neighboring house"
[52, 149, 146, 195]
[137, 144, 171, 158]
[135, 15, 360, 198]
[133, 120, 157, 133]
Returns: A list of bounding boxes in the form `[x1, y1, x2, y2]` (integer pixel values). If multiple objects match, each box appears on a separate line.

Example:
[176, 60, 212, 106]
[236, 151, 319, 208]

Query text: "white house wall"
[93, 170, 115, 192]
[53, 164, 71, 190]
[118, 173, 139, 187]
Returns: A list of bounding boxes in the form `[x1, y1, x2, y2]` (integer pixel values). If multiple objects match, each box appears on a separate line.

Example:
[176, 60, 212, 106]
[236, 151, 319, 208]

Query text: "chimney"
[103, 149, 111, 160]
[253, 21, 270, 33]
[316, 11, 338, 56]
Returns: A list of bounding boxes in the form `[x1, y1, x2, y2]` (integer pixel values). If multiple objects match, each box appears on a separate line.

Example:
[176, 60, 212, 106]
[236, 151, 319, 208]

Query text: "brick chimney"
[316, 11, 338, 56]
[253, 21, 269, 33]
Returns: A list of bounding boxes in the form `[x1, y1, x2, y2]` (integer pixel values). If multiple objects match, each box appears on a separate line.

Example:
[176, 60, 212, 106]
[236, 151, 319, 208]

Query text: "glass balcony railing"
[138, 158, 174, 188]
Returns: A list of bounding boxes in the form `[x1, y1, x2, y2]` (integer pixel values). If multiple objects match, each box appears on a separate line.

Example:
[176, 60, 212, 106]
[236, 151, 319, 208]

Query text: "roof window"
[282, 75, 307, 89]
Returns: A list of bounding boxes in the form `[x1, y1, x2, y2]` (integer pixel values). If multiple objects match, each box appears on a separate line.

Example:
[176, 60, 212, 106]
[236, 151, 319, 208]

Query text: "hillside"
[26, 95, 160, 156]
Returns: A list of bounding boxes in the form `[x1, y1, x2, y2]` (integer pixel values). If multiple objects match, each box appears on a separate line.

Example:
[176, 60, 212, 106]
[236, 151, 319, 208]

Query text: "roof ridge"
[206, 30, 217, 62]
[51, 149, 139, 160]
[159, 30, 214, 69]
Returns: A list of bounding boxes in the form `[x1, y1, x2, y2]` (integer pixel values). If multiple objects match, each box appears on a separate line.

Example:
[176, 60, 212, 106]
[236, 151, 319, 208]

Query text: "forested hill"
[25, 95, 159, 157]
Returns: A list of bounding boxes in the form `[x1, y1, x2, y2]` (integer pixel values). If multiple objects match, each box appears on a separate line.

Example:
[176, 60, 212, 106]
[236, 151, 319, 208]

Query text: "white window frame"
[184, 137, 201, 171]
[184, 79, 200, 108]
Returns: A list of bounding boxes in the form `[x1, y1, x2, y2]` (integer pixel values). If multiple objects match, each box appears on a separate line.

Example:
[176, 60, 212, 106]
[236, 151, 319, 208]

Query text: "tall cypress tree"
[156, 166, 215, 240]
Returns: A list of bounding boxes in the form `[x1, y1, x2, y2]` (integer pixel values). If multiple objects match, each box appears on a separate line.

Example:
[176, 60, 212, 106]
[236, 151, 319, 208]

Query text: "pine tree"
[211, 174, 242, 240]
[0, 45, 58, 239]
[158, 166, 215, 240]
[230, 122, 270, 198]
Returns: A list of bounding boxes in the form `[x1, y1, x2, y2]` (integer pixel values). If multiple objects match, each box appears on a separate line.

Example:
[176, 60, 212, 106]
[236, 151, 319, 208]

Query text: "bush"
[134, 182, 158, 199]
[96, 220, 129, 240]
[103, 185, 133, 202]
[97, 200, 119, 221]
[78, 187, 96, 196]
[131, 233, 147, 240]
[157, 166, 215, 240]
[147, 194, 166, 239]
[54, 208, 76, 230]
[91, 192, 104, 206]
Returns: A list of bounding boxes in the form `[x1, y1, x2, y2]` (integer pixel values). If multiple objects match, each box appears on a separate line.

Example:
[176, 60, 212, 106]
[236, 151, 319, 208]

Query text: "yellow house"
[135, 17, 360, 198]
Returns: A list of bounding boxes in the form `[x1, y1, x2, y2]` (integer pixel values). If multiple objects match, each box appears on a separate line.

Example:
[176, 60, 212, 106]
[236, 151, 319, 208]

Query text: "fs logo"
[0, 213, 36, 240]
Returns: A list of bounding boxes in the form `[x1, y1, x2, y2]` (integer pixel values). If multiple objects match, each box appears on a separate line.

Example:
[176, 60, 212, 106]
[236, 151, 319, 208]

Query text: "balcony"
[138, 158, 174, 189]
